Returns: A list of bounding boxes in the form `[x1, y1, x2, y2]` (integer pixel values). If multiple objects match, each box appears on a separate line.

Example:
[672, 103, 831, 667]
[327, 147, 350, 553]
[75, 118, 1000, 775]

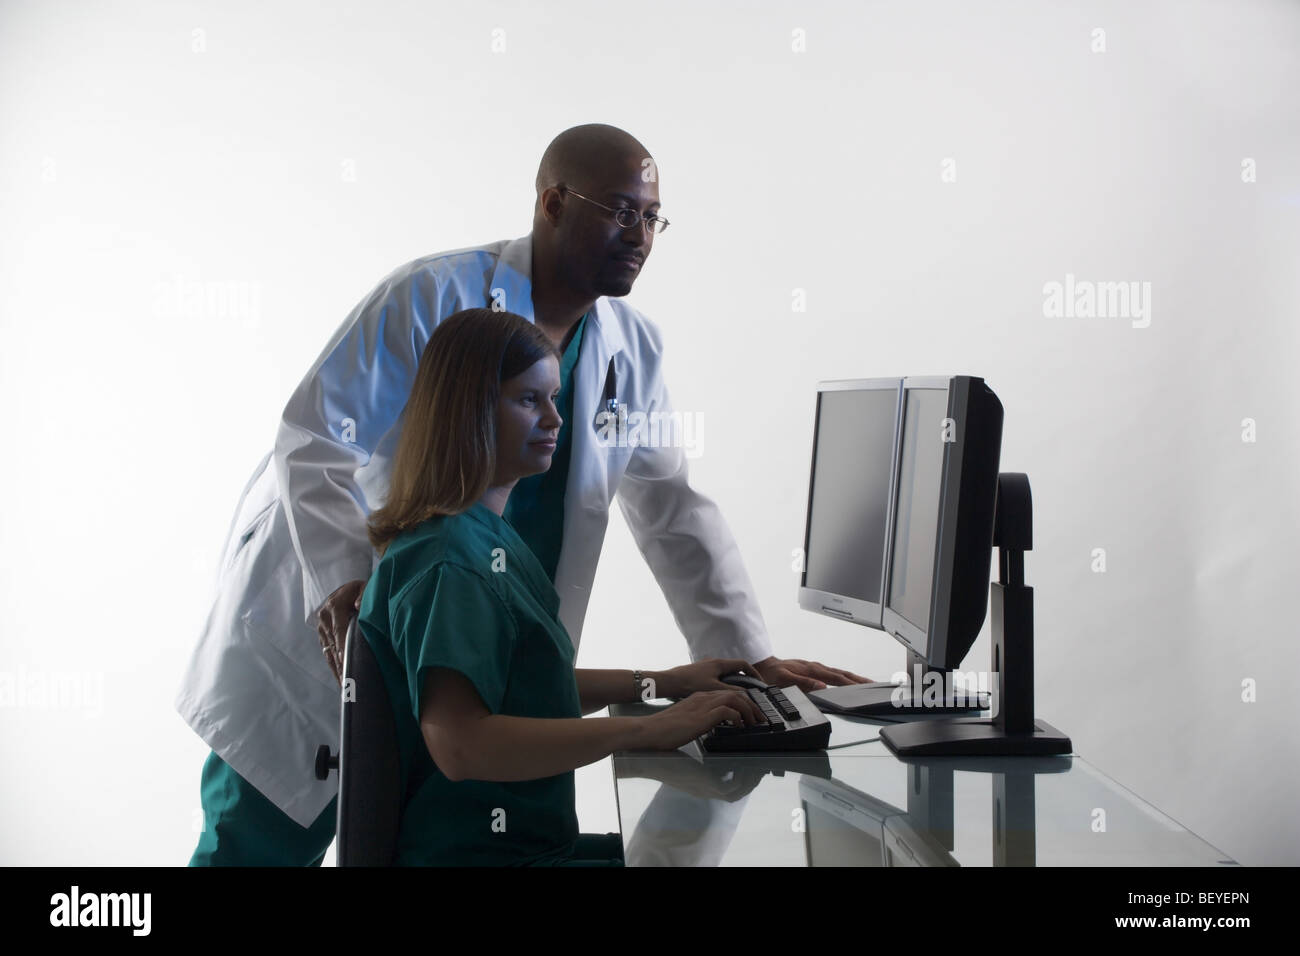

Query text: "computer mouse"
[720, 672, 769, 691]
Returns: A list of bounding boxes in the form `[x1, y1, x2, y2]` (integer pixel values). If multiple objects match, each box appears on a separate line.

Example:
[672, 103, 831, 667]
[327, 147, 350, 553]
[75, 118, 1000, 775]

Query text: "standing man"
[177, 124, 867, 866]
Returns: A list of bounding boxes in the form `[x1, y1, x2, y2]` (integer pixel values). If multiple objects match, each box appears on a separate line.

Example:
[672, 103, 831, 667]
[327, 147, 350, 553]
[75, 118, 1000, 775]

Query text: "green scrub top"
[503, 311, 588, 583]
[357, 502, 583, 866]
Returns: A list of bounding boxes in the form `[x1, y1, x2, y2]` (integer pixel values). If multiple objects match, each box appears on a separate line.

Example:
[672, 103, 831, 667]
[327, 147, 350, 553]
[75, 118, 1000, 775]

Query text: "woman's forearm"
[428, 713, 650, 782]
[575, 668, 670, 713]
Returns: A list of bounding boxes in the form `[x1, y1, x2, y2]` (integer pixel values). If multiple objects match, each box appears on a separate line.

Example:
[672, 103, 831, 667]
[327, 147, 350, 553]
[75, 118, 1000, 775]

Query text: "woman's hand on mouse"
[656, 658, 760, 698]
[639, 689, 766, 751]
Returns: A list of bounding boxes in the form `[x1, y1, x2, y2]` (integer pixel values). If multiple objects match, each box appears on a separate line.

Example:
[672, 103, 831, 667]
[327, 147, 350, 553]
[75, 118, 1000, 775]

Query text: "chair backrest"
[336, 617, 403, 866]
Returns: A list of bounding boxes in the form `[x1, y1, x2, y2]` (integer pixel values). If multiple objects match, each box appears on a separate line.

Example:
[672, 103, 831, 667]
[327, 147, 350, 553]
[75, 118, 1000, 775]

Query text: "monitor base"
[880, 717, 1072, 757]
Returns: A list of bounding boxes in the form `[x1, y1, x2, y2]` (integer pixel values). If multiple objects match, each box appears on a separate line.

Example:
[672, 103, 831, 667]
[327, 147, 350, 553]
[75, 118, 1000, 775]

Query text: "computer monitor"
[797, 378, 903, 629]
[881, 375, 1003, 671]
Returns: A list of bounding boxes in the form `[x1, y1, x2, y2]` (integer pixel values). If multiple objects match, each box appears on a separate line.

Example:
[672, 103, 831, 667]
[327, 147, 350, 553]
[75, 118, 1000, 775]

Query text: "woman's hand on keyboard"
[640, 690, 766, 751]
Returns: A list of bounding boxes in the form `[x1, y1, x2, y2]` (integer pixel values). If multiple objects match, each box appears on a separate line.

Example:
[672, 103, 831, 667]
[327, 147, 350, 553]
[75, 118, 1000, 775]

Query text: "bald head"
[534, 124, 653, 200]
[530, 124, 661, 304]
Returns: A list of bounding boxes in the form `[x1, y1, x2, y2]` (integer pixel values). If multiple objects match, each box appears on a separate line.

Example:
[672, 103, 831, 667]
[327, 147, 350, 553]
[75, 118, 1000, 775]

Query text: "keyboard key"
[769, 692, 800, 721]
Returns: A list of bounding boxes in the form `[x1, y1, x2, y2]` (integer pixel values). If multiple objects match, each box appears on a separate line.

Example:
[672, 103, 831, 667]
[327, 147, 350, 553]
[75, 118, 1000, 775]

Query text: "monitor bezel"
[880, 375, 968, 663]
[797, 377, 904, 630]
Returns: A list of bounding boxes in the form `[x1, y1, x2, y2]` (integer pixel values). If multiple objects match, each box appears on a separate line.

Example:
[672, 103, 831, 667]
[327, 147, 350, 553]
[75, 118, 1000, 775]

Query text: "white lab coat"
[175, 234, 773, 827]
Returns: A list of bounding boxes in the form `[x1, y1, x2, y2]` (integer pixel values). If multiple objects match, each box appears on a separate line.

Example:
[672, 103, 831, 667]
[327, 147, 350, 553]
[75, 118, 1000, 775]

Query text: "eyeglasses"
[561, 186, 670, 235]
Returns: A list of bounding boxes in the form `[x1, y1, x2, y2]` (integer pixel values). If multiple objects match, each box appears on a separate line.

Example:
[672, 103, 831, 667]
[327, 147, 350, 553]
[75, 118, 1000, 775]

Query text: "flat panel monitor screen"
[887, 385, 950, 633]
[802, 383, 900, 617]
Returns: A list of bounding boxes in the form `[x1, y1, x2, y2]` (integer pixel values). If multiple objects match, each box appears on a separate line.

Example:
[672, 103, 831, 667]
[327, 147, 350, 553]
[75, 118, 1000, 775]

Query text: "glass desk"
[608, 705, 1238, 867]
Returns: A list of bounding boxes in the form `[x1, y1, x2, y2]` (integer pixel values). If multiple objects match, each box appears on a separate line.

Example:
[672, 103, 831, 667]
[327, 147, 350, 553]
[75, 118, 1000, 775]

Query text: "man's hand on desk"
[316, 579, 366, 684]
[752, 656, 871, 692]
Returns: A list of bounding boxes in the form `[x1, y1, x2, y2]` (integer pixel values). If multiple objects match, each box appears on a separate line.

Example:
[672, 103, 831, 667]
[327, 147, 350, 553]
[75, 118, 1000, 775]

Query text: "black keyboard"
[697, 683, 832, 753]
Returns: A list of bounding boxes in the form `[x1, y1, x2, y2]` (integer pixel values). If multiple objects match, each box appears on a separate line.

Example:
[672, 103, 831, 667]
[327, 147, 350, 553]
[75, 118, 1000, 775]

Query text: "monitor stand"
[809, 650, 988, 717]
[880, 473, 1072, 757]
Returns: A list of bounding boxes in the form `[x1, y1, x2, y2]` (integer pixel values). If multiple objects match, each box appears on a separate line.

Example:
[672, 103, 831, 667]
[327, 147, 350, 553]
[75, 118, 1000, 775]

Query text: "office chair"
[314, 617, 402, 866]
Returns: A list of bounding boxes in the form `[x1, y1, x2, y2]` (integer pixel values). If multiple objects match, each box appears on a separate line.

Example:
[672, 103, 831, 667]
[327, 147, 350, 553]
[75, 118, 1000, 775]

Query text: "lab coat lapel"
[569, 296, 628, 505]
[554, 297, 629, 648]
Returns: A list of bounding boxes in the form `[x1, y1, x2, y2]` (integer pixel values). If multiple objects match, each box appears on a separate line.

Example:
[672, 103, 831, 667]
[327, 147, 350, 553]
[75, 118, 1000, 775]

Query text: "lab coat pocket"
[225, 498, 277, 573]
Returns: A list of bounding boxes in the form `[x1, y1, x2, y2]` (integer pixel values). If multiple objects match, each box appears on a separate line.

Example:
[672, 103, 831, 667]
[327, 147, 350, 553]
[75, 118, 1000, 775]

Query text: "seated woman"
[357, 307, 764, 866]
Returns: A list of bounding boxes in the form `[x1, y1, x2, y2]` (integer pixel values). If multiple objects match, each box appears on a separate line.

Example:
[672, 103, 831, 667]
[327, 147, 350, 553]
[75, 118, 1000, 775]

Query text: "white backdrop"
[1, 0, 1297, 866]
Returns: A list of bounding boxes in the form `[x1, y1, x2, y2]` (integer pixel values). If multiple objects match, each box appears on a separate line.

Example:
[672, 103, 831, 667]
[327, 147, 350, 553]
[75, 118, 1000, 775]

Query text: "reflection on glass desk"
[608, 704, 1238, 867]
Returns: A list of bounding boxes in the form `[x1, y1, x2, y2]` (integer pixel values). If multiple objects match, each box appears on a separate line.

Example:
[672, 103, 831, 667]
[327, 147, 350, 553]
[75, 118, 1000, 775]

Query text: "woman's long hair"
[367, 308, 560, 555]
